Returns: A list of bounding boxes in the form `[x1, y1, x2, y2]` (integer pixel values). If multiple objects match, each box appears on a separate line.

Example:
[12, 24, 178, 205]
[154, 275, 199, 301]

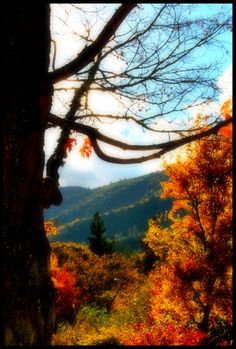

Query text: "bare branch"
[48, 4, 136, 84]
[48, 113, 232, 160]
[47, 3, 232, 180]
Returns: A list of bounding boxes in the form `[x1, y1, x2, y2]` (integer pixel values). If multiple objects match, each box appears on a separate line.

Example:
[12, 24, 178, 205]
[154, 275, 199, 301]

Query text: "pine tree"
[88, 212, 114, 256]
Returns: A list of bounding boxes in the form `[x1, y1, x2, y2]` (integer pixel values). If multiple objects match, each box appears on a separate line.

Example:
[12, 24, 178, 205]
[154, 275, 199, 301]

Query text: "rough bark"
[3, 3, 55, 345]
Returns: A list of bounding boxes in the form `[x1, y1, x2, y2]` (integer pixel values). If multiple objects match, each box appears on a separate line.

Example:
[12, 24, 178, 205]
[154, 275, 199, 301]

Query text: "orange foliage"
[143, 125, 232, 343]
[220, 98, 232, 119]
[218, 123, 232, 138]
[218, 98, 232, 138]
[79, 137, 92, 158]
[121, 322, 207, 346]
[44, 220, 58, 236]
[50, 252, 82, 321]
[51, 242, 144, 311]
[60, 135, 93, 158]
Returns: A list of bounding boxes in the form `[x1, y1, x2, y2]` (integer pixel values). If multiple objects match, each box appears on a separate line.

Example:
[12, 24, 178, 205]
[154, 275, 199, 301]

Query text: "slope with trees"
[45, 171, 172, 250]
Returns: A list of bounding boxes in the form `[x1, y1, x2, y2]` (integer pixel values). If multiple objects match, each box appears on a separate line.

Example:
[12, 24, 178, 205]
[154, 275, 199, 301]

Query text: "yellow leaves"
[220, 98, 232, 119]
[50, 251, 59, 270]
[142, 115, 232, 333]
[162, 134, 232, 238]
[44, 220, 59, 236]
[143, 219, 172, 259]
[148, 264, 198, 327]
[218, 98, 232, 138]
[50, 241, 151, 346]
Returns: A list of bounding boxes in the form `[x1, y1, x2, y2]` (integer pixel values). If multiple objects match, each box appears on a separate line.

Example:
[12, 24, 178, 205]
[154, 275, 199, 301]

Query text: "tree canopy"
[143, 113, 232, 343]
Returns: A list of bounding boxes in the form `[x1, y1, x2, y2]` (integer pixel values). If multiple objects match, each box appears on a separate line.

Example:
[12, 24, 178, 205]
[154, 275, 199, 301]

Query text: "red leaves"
[122, 322, 207, 346]
[62, 136, 93, 158]
[218, 123, 232, 138]
[79, 137, 92, 158]
[50, 252, 82, 321]
[52, 266, 81, 319]
[180, 255, 196, 273]
[218, 98, 232, 138]
[63, 137, 77, 153]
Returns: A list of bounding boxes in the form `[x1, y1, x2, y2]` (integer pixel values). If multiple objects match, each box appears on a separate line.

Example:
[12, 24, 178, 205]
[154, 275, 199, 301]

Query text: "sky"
[44, 4, 232, 189]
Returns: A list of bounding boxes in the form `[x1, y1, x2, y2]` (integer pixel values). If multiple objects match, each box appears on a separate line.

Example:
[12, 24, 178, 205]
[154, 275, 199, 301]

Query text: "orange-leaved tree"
[50, 252, 82, 323]
[142, 102, 232, 345]
[44, 220, 82, 323]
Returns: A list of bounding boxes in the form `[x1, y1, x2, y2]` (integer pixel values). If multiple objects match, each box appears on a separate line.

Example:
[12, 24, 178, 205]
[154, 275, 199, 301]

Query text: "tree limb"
[48, 4, 136, 84]
[48, 113, 232, 163]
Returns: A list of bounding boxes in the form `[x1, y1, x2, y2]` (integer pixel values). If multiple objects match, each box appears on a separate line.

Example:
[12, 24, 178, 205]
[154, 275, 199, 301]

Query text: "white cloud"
[217, 65, 232, 103]
[88, 90, 122, 115]
[101, 54, 127, 75]
[58, 153, 161, 188]
[50, 4, 119, 71]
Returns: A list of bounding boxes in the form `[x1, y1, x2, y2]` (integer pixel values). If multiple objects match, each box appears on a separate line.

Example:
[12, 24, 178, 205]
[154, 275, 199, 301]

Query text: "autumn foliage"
[121, 322, 208, 346]
[79, 137, 92, 158]
[48, 100, 232, 345]
[50, 252, 82, 322]
[44, 220, 58, 236]
[218, 98, 232, 137]
[62, 137, 77, 153]
[62, 135, 92, 158]
[143, 112, 232, 344]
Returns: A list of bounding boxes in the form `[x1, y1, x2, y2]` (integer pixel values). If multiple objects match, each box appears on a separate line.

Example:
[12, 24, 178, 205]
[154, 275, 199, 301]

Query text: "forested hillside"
[44, 171, 172, 250]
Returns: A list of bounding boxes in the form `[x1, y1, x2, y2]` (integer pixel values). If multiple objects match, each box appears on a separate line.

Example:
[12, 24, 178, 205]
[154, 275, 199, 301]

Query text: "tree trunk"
[3, 4, 55, 345]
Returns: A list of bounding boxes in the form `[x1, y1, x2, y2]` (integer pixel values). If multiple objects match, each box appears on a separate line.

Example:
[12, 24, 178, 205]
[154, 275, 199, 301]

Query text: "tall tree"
[143, 114, 232, 344]
[3, 3, 55, 345]
[88, 212, 114, 256]
[3, 3, 232, 345]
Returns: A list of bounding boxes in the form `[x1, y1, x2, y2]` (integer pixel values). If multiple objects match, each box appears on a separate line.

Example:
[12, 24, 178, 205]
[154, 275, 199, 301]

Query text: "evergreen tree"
[88, 212, 114, 256]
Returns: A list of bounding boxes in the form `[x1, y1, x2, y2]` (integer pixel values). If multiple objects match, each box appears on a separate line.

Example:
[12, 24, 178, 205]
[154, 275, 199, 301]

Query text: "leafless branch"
[48, 4, 136, 84]
[48, 112, 232, 164]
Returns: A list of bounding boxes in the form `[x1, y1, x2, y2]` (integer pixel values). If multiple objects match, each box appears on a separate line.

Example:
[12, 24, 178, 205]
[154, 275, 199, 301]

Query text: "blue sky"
[45, 4, 232, 189]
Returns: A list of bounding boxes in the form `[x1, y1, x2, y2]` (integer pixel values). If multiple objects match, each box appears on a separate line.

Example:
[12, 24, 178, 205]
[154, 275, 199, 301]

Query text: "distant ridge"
[44, 171, 172, 251]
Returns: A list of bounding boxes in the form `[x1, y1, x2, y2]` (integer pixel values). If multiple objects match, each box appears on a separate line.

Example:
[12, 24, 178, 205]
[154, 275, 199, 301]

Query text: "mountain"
[44, 171, 172, 251]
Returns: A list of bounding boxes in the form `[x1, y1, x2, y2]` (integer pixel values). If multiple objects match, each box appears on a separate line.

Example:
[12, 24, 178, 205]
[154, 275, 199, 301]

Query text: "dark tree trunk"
[3, 4, 55, 345]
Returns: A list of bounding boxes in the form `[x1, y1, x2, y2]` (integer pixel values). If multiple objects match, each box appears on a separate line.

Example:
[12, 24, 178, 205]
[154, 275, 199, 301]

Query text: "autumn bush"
[50, 242, 151, 345]
[121, 321, 208, 346]
[50, 252, 82, 323]
[51, 242, 146, 311]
